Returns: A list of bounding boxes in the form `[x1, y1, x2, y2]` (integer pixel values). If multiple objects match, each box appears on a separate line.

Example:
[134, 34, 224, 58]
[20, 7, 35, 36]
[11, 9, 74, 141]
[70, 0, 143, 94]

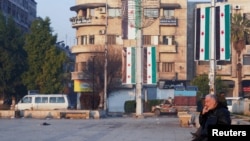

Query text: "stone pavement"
[0, 116, 197, 141]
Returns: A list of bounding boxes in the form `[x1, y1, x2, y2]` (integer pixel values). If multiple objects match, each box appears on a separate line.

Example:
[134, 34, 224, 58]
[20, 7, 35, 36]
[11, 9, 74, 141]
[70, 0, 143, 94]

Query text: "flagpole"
[209, 0, 216, 95]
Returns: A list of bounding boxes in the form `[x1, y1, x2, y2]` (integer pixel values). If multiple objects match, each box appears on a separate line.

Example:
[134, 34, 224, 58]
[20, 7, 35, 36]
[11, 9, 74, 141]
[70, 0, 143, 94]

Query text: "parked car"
[225, 97, 243, 113]
[151, 99, 177, 116]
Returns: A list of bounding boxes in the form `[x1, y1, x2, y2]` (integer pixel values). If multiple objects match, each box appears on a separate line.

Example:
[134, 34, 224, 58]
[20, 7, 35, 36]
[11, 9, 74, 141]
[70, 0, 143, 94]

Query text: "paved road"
[0, 116, 196, 141]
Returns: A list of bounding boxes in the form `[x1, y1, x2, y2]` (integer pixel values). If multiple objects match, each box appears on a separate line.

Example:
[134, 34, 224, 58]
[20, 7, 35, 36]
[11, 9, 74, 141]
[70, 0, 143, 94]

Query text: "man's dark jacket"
[197, 104, 231, 141]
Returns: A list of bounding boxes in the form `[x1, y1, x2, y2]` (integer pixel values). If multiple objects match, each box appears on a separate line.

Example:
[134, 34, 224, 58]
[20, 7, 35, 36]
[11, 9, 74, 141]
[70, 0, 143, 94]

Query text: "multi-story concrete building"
[0, 0, 37, 32]
[70, 0, 189, 102]
[195, 0, 250, 97]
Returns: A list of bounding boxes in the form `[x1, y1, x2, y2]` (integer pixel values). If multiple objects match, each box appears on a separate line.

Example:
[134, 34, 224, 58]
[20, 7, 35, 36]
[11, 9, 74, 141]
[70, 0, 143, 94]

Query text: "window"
[161, 36, 175, 45]
[143, 35, 151, 45]
[217, 60, 231, 65]
[75, 62, 87, 72]
[144, 8, 158, 18]
[49, 97, 65, 103]
[107, 35, 116, 45]
[35, 97, 41, 103]
[243, 55, 250, 65]
[89, 35, 95, 44]
[41, 97, 48, 103]
[22, 97, 32, 103]
[57, 97, 65, 103]
[162, 62, 174, 72]
[80, 62, 87, 71]
[80, 35, 87, 45]
[108, 8, 121, 17]
[49, 97, 56, 103]
[163, 9, 174, 19]
[90, 8, 95, 17]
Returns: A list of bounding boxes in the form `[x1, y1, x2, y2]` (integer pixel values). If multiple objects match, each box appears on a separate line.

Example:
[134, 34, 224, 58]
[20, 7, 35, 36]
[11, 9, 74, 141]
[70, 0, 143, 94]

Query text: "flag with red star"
[195, 7, 210, 61]
[143, 47, 157, 84]
[124, 47, 136, 84]
[215, 4, 231, 61]
[195, 5, 231, 61]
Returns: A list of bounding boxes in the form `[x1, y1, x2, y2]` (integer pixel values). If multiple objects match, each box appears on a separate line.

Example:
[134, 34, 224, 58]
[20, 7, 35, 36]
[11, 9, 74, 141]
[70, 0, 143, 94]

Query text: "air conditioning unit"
[216, 65, 222, 70]
[99, 30, 105, 35]
[99, 7, 106, 14]
[234, 5, 241, 10]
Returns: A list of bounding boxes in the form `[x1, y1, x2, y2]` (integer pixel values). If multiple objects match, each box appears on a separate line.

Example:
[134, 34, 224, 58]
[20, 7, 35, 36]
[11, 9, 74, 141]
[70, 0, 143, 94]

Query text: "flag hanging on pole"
[125, 47, 136, 84]
[216, 4, 231, 61]
[195, 7, 211, 61]
[143, 47, 157, 84]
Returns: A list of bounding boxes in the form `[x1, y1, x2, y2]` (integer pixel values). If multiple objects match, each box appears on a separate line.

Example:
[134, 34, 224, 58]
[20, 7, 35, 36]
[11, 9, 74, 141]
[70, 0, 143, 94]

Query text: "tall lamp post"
[128, 0, 157, 117]
[91, 56, 96, 110]
[209, 0, 216, 95]
[103, 0, 108, 112]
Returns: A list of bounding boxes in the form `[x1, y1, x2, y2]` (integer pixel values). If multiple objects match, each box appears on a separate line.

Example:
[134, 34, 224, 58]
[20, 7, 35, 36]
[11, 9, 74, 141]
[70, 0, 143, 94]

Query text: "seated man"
[191, 94, 231, 141]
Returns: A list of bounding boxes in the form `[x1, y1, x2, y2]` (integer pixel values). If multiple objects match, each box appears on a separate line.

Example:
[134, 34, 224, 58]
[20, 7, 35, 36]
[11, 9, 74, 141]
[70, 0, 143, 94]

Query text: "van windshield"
[22, 97, 32, 103]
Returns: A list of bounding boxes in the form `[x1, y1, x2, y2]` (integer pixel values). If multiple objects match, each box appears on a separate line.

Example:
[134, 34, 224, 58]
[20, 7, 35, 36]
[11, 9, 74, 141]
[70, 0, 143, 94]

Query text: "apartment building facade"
[195, 0, 250, 97]
[0, 0, 37, 32]
[70, 0, 189, 100]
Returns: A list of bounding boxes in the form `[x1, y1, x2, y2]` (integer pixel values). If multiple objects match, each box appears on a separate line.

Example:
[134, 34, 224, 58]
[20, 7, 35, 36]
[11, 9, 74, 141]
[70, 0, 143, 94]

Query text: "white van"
[15, 94, 70, 110]
[225, 97, 242, 113]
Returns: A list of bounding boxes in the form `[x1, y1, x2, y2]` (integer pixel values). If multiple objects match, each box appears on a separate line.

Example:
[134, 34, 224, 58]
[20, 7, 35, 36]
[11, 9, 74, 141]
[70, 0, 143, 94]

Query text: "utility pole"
[91, 56, 96, 110]
[135, 0, 143, 117]
[135, 29, 143, 117]
[126, 0, 157, 117]
[209, 0, 216, 95]
[103, 0, 108, 113]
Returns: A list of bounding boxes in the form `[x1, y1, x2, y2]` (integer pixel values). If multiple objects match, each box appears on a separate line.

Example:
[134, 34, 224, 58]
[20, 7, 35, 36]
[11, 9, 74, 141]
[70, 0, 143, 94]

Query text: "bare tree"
[85, 46, 122, 109]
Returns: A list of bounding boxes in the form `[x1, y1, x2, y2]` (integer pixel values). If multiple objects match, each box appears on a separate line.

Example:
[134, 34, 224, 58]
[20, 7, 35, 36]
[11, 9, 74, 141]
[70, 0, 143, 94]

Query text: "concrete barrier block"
[0, 110, 15, 118]
[178, 114, 192, 127]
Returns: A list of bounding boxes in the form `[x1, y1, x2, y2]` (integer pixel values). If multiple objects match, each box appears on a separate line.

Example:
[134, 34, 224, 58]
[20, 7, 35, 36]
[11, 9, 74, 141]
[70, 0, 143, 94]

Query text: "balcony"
[71, 45, 105, 53]
[157, 44, 177, 53]
[142, 0, 160, 8]
[160, 17, 178, 26]
[216, 65, 232, 75]
[158, 72, 176, 80]
[71, 72, 89, 80]
[70, 16, 106, 27]
[196, 64, 232, 76]
[242, 65, 250, 76]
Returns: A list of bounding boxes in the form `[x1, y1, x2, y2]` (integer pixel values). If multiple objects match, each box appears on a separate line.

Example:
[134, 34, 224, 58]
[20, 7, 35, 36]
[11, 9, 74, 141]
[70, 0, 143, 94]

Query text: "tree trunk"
[98, 90, 104, 109]
[237, 63, 242, 97]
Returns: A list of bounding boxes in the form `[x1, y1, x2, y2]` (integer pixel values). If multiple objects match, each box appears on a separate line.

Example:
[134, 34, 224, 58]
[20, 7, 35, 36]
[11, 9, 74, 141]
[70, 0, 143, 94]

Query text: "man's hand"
[202, 106, 209, 115]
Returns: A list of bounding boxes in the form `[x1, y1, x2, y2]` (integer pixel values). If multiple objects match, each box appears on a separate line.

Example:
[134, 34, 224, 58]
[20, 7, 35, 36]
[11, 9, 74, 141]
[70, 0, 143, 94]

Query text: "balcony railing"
[71, 45, 105, 53]
[242, 65, 250, 76]
[158, 44, 177, 53]
[160, 17, 178, 26]
[216, 65, 232, 75]
[71, 72, 88, 80]
[196, 64, 232, 76]
[158, 72, 176, 80]
[70, 16, 106, 27]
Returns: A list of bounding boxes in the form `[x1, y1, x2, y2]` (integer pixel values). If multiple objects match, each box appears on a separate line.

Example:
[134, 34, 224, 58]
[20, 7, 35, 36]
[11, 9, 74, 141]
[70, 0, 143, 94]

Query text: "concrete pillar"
[77, 92, 81, 110]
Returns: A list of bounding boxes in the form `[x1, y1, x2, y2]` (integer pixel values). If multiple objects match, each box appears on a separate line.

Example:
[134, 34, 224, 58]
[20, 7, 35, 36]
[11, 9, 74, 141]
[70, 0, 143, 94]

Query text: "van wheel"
[154, 109, 161, 116]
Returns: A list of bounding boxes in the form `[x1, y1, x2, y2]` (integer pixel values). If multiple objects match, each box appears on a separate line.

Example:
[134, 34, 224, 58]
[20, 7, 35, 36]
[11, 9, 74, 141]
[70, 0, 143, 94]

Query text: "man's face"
[204, 96, 217, 110]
